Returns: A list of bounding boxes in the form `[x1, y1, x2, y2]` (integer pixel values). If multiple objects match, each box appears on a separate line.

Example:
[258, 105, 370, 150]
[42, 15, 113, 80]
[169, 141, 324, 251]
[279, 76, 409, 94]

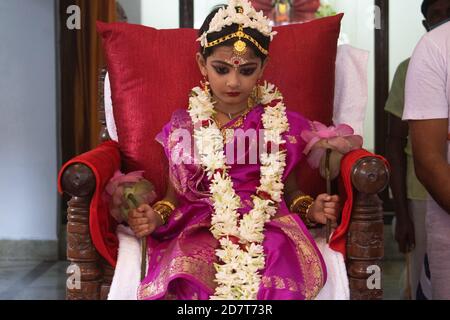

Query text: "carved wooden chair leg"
[62, 163, 102, 300]
[347, 157, 388, 300]
[66, 196, 102, 300]
[347, 193, 384, 299]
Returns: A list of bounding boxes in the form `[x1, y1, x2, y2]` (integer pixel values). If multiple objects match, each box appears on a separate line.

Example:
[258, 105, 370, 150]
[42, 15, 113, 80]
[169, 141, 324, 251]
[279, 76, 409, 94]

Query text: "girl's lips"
[226, 92, 241, 97]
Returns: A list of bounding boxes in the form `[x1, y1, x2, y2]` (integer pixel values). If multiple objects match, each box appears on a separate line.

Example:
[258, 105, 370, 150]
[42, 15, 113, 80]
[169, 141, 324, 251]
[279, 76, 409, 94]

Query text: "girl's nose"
[226, 70, 241, 89]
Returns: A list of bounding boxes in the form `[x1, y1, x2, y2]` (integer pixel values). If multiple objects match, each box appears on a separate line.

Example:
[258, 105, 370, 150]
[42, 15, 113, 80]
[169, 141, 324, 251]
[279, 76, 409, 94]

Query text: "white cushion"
[104, 73, 118, 142]
[333, 44, 369, 136]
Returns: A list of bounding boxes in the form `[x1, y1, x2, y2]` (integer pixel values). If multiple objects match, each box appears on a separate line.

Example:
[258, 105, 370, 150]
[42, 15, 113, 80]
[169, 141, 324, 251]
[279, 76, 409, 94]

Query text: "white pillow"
[104, 73, 118, 142]
[333, 44, 369, 136]
[105, 44, 369, 140]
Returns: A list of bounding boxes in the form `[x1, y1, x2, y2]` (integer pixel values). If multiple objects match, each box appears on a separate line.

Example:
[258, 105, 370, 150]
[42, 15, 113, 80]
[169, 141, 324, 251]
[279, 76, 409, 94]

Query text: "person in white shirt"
[403, 17, 450, 299]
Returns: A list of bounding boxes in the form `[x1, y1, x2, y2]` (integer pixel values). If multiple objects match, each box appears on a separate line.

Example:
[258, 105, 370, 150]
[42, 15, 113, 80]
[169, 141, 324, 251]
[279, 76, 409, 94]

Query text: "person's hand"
[308, 194, 340, 227]
[128, 204, 164, 238]
[395, 216, 415, 253]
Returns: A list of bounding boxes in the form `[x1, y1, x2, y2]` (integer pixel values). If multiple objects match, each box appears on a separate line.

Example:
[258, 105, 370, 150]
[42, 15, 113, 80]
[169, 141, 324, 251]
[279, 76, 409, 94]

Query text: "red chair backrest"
[97, 14, 342, 198]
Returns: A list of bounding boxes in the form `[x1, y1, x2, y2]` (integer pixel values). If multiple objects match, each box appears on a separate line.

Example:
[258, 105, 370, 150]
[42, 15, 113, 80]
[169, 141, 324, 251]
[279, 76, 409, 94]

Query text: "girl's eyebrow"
[211, 60, 258, 67]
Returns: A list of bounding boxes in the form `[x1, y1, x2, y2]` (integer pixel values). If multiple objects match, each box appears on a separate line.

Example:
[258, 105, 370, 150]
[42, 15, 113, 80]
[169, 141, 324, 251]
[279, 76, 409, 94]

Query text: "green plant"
[316, 2, 337, 18]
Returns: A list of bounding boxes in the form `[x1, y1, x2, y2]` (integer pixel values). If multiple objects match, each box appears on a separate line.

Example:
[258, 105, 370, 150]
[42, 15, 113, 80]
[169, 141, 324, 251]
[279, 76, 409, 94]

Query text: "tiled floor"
[0, 225, 406, 300]
[0, 260, 68, 300]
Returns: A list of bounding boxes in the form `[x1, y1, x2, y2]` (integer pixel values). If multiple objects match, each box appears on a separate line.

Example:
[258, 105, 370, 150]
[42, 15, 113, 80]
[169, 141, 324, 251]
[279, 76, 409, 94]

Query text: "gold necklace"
[215, 108, 244, 120]
[214, 94, 256, 121]
[213, 99, 255, 142]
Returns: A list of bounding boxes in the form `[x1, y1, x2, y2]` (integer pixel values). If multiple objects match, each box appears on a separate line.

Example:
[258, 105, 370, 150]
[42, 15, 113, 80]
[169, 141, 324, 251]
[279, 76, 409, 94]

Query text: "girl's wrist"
[151, 207, 165, 227]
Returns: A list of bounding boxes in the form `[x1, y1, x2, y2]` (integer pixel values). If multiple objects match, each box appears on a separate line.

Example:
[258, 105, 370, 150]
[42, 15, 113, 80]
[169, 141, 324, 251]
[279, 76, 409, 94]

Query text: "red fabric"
[329, 149, 389, 258]
[58, 140, 121, 267]
[96, 14, 342, 199]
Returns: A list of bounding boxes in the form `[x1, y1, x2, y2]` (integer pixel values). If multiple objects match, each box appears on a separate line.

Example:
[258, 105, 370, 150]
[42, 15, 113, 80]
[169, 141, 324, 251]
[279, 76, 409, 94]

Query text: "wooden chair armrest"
[351, 156, 389, 195]
[61, 163, 95, 198]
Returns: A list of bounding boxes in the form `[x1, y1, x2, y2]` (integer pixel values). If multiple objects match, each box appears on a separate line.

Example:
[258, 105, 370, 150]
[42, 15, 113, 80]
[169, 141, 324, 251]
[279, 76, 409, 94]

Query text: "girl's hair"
[198, 5, 271, 62]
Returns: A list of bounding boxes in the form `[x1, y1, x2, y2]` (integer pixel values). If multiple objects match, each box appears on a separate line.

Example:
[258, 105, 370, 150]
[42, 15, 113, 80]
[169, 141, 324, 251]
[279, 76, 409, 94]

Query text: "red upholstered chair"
[59, 15, 389, 300]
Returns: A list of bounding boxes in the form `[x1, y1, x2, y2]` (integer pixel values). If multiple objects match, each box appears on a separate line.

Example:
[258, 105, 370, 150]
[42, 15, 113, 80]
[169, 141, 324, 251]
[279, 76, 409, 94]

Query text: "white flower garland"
[188, 82, 290, 300]
[197, 0, 277, 48]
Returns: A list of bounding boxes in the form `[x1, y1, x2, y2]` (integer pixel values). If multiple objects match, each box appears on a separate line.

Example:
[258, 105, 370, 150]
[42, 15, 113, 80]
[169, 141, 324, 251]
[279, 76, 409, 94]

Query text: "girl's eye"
[240, 68, 256, 76]
[214, 66, 229, 75]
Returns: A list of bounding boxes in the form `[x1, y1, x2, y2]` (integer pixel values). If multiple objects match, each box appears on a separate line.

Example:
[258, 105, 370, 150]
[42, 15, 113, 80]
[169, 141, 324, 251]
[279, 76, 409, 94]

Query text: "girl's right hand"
[128, 204, 164, 238]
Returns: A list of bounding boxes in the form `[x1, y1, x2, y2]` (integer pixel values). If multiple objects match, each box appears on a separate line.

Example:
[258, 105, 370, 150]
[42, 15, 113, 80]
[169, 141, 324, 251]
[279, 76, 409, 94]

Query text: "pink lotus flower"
[300, 121, 363, 168]
[104, 170, 157, 223]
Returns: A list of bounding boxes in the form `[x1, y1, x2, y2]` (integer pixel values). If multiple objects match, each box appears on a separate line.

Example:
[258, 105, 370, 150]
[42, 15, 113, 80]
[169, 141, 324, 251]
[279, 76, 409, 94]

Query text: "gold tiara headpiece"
[197, 0, 277, 56]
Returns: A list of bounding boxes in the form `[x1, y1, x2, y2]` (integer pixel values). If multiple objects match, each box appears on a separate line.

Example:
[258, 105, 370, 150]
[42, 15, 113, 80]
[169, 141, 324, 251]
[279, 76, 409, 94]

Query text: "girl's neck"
[213, 98, 249, 119]
[215, 106, 248, 119]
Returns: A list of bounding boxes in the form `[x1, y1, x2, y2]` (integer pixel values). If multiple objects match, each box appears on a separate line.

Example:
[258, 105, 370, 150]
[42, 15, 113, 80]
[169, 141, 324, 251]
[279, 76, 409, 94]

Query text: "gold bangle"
[289, 194, 314, 213]
[289, 194, 318, 228]
[301, 201, 318, 228]
[306, 201, 314, 216]
[154, 200, 176, 211]
[152, 205, 171, 225]
[153, 207, 166, 225]
[152, 200, 175, 225]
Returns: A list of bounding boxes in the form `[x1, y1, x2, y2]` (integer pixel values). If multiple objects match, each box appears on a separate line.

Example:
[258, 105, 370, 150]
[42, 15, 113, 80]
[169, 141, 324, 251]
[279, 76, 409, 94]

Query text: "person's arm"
[409, 118, 450, 213]
[386, 113, 415, 252]
[161, 177, 179, 208]
[284, 166, 302, 206]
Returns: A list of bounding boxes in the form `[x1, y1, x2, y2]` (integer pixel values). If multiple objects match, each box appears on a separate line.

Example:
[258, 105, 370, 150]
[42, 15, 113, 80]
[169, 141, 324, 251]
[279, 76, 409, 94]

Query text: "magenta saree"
[137, 105, 327, 300]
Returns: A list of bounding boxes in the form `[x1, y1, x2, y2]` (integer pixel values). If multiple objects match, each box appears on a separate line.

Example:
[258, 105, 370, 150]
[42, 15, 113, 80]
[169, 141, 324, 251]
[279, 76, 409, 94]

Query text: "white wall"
[389, 0, 425, 84]
[0, 0, 58, 240]
[194, 0, 225, 29]
[141, 0, 179, 28]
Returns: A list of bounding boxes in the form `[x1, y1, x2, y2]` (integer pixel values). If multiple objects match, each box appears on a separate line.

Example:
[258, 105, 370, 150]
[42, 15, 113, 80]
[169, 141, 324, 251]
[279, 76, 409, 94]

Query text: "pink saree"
[137, 105, 327, 300]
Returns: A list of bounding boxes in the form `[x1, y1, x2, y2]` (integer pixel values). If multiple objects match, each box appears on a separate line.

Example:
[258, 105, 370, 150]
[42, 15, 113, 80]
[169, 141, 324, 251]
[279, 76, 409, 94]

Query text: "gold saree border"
[138, 221, 216, 300]
[262, 214, 325, 299]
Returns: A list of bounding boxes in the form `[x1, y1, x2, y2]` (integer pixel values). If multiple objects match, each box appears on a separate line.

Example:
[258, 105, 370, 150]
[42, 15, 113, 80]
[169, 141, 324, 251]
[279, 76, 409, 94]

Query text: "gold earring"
[201, 76, 211, 97]
[250, 87, 257, 105]
[251, 80, 262, 104]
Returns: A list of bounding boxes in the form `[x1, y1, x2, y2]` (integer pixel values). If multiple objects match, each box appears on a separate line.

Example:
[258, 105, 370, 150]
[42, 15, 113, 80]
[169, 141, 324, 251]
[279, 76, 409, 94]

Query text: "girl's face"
[196, 46, 267, 109]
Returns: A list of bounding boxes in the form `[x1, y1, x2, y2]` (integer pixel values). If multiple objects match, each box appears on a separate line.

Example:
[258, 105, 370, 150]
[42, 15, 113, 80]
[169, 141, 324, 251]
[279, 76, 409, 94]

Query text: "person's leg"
[408, 199, 427, 299]
[416, 254, 432, 300]
[391, 217, 409, 299]
[426, 200, 450, 299]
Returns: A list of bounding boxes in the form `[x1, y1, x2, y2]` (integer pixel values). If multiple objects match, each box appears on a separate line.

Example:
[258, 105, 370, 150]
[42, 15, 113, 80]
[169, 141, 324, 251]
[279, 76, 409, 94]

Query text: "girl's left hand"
[308, 194, 340, 227]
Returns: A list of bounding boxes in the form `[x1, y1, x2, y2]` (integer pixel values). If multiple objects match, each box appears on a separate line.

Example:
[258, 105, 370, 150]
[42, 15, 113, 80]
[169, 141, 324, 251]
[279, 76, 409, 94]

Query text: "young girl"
[124, 0, 340, 300]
